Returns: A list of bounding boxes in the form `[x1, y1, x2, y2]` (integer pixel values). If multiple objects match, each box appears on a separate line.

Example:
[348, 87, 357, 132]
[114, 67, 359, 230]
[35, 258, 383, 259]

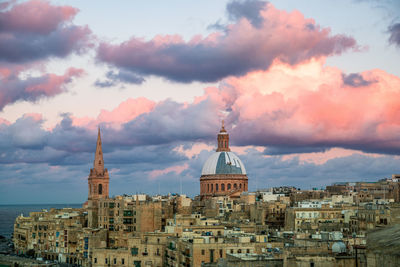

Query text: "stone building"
[200, 122, 248, 199]
[284, 207, 354, 233]
[97, 195, 166, 234]
[91, 232, 173, 267]
[165, 232, 268, 267]
[366, 224, 400, 267]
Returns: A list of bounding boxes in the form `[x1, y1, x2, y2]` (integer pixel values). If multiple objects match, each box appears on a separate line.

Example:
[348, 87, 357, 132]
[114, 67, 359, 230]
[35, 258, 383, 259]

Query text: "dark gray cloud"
[388, 23, 400, 47]
[342, 73, 375, 87]
[2, 144, 399, 204]
[264, 146, 328, 155]
[95, 70, 145, 88]
[0, 26, 91, 63]
[226, 0, 267, 28]
[109, 99, 219, 146]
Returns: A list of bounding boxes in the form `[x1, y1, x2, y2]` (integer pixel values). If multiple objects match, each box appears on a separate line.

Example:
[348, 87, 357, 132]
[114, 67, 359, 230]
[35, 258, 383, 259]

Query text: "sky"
[0, 0, 400, 204]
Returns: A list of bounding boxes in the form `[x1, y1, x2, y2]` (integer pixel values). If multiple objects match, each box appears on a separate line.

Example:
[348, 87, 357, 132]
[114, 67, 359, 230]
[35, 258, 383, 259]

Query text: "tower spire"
[216, 120, 230, 152]
[93, 127, 104, 173]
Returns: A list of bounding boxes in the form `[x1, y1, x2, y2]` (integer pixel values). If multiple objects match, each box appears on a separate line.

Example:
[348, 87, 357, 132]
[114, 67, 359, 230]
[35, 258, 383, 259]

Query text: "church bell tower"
[88, 127, 109, 228]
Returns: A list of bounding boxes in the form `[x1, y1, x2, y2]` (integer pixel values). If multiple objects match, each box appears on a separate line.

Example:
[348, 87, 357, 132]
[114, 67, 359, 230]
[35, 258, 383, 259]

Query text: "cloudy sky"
[1, 0, 400, 204]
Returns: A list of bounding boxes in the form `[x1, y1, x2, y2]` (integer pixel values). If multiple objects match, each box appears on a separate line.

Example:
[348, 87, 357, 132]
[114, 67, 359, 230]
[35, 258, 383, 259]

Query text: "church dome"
[201, 151, 247, 175]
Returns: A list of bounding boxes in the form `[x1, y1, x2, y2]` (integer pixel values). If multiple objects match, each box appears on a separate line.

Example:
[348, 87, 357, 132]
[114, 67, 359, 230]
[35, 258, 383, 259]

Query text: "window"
[246, 249, 250, 253]
[221, 184, 225, 191]
[94, 258, 97, 263]
[219, 249, 223, 257]
[216, 184, 219, 191]
[98, 184, 103, 195]
[105, 259, 108, 264]
[201, 249, 205, 255]
[131, 247, 138, 256]
[228, 184, 231, 190]
[113, 258, 116, 264]
[234, 183, 237, 189]
[122, 258, 125, 265]
[124, 210, 133, 216]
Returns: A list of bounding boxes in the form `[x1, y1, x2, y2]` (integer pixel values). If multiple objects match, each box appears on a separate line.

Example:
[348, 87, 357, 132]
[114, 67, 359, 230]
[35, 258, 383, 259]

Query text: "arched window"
[211, 184, 213, 192]
[207, 184, 210, 192]
[99, 160, 101, 164]
[234, 183, 237, 189]
[239, 184, 242, 189]
[227, 184, 231, 190]
[98, 184, 103, 195]
[216, 184, 219, 191]
[221, 184, 225, 191]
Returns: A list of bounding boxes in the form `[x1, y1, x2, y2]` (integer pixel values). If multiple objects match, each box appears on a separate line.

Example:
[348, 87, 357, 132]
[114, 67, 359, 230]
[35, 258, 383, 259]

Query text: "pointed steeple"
[93, 127, 104, 174]
[217, 120, 230, 152]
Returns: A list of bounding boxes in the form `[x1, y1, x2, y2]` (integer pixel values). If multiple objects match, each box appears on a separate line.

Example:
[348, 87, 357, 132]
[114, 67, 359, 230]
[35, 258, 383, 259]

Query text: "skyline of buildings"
[9, 127, 400, 266]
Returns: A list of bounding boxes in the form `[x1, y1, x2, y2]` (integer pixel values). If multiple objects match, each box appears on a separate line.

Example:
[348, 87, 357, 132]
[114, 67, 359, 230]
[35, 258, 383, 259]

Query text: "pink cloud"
[282, 147, 384, 165]
[0, 67, 84, 110]
[25, 68, 84, 96]
[0, 0, 78, 34]
[22, 113, 43, 122]
[174, 143, 214, 158]
[148, 163, 189, 180]
[0, 117, 10, 125]
[221, 58, 400, 154]
[97, 2, 357, 83]
[72, 97, 156, 129]
[0, 0, 92, 63]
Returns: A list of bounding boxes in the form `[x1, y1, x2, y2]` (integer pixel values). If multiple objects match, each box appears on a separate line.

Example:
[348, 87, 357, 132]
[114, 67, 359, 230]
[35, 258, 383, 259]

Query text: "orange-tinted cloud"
[222, 58, 400, 154]
[72, 97, 156, 129]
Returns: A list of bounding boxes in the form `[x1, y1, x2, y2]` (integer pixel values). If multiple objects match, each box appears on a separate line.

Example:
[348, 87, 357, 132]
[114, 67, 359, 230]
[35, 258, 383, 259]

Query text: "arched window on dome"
[98, 184, 103, 195]
[234, 183, 237, 189]
[227, 184, 231, 190]
[221, 184, 225, 191]
[216, 184, 219, 192]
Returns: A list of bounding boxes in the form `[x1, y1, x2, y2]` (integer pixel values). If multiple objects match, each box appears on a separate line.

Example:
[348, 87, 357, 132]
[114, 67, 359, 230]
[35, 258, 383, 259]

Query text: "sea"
[0, 204, 82, 239]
